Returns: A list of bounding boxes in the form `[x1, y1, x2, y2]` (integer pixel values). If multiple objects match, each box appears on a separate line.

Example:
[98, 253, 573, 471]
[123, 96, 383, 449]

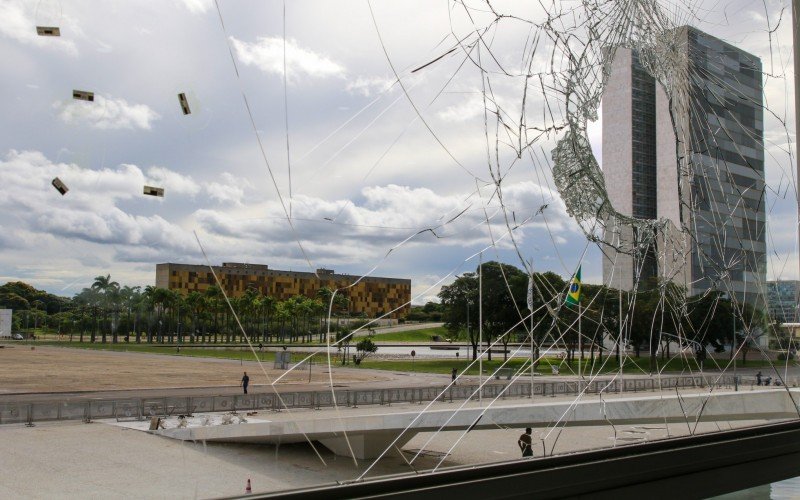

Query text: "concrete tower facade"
[602, 26, 766, 305]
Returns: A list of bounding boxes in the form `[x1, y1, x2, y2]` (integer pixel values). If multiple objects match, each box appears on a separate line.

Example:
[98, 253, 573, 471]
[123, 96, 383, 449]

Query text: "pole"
[618, 289, 623, 391]
[531, 307, 535, 398]
[528, 264, 535, 399]
[794, 0, 800, 295]
[578, 302, 583, 379]
[479, 252, 483, 404]
[732, 292, 737, 391]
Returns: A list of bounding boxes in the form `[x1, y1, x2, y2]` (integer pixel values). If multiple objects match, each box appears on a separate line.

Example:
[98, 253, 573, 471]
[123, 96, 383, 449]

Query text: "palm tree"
[241, 287, 261, 342]
[119, 285, 141, 342]
[142, 285, 157, 342]
[204, 285, 223, 343]
[91, 274, 119, 343]
[151, 287, 172, 342]
[184, 291, 205, 343]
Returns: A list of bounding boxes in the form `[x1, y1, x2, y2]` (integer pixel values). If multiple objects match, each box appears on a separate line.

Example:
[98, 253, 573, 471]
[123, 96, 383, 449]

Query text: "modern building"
[766, 280, 798, 324]
[155, 262, 411, 319]
[602, 26, 766, 306]
[0, 309, 11, 337]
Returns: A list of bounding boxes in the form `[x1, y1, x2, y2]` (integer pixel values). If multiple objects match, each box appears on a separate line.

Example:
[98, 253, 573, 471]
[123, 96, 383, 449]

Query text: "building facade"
[0, 309, 11, 337]
[602, 26, 766, 306]
[766, 281, 798, 325]
[155, 262, 411, 319]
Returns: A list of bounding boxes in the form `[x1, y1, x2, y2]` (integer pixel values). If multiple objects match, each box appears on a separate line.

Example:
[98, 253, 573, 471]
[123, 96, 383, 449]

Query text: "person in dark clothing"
[451, 367, 458, 385]
[241, 372, 250, 394]
[765, 376, 772, 386]
[756, 371, 762, 386]
[518, 427, 533, 457]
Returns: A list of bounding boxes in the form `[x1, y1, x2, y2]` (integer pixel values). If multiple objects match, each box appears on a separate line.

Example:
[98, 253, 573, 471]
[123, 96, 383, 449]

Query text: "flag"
[527, 275, 534, 311]
[566, 266, 581, 306]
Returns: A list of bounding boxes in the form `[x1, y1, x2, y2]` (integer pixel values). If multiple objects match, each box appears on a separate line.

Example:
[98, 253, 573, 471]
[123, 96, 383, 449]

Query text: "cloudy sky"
[0, 0, 796, 303]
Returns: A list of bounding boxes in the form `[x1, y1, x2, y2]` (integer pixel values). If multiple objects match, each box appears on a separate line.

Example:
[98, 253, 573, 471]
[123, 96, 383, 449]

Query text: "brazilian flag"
[566, 266, 581, 306]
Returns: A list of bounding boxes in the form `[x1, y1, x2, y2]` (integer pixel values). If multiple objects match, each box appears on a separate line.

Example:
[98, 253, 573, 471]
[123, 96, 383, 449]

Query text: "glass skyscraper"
[602, 26, 766, 305]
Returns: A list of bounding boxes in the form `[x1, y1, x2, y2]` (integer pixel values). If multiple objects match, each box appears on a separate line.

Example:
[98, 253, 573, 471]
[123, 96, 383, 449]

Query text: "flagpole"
[528, 265, 535, 399]
[479, 252, 483, 405]
[618, 288, 623, 393]
[578, 302, 582, 380]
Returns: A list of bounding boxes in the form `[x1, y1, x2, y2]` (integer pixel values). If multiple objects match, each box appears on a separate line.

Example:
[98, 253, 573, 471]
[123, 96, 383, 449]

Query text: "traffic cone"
[245, 478, 252, 493]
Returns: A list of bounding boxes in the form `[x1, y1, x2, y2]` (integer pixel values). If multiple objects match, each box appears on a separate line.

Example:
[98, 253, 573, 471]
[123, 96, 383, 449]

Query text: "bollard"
[26, 404, 35, 427]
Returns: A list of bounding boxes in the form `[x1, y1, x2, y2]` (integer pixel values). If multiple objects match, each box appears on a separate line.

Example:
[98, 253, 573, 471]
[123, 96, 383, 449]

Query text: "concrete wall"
[0, 309, 11, 337]
[602, 47, 635, 290]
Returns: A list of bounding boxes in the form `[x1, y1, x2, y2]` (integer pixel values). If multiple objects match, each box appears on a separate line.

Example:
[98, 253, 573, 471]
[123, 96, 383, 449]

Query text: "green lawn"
[365, 326, 450, 343]
[354, 354, 780, 376]
[31, 340, 783, 376]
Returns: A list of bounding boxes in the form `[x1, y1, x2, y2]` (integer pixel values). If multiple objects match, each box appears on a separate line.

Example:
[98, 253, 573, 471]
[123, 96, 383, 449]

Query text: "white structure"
[158, 389, 799, 459]
[0, 309, 11, 337]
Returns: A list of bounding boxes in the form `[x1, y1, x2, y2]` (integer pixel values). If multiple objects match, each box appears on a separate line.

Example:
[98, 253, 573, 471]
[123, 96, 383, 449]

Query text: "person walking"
[241, 372, 250, 394]
[451, 367, 458, 385]
[518, 427, 533, 458]
[756, 371, 762, 386]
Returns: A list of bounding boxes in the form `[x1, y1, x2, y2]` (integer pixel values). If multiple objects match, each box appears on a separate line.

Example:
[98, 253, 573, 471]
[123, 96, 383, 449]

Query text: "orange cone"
[245, 478, 252, 493]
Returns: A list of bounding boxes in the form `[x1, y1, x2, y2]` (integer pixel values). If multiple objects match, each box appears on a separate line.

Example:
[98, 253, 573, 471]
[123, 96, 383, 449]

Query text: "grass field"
[366, 326, 450, 343]
[354, 355, 779, 376]
[30, 339, 783, 376]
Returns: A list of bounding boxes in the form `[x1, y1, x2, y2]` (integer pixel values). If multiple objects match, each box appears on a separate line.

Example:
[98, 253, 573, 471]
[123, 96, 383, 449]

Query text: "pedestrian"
[518, 427, 533, 458]
[451, 367, 458, 385]
[765, 376, 772, 386]
[241, 372, 250, 394]
[258, 343, 263, 352]
[756, 371, 762, 386]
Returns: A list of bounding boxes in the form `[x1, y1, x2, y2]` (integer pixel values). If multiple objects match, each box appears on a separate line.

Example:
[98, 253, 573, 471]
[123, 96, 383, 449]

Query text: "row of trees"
[438, 261, 768, 366]
[2, 278, 352, 344]
[2, 262, 769, 365]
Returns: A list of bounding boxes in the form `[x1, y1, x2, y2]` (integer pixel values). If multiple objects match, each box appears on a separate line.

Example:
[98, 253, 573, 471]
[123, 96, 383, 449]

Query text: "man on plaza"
[241, 372, 250, 394]
[518, 427, 533, 458]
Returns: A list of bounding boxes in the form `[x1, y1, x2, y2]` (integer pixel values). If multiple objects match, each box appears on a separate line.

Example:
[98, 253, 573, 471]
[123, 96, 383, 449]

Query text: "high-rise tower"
[602, 26, 766, 305]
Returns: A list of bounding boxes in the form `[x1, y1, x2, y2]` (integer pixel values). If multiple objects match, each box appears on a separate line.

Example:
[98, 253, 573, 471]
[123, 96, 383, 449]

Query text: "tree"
[204, 285, 224, 343]
[92, 274, 120, 343]
[258, 294, 276, 342]
[335, 328, 353, 365]
[439, 272, 479, 359]
[478, 261, 528, 361]
[184, 291, 205, 342]
[734, 301, 768, 366]
[354, 337, 378, 364]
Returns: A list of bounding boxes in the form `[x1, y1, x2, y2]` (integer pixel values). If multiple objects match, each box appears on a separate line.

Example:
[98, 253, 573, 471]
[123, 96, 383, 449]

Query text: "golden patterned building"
[155, 262, 411, 319]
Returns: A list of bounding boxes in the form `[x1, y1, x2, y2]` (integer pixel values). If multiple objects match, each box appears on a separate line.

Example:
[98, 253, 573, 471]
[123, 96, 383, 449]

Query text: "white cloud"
[176, 0, 213, 14]
[346, 76, 396, 97]
[0, 150, 199, 256]
[0, 0, 78, 56]
[54, 94, 160, 130]
[194, 181, 576, 256]
[436, 92, 488, 123]
[146, 166, 200, 196]
[204, 172, 248, 206]
[230, 36, 345, 80]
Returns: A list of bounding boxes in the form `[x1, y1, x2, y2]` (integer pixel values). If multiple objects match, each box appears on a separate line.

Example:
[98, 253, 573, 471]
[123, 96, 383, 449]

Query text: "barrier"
[115, 399, 142, 421]
[0, 375, 759, 426]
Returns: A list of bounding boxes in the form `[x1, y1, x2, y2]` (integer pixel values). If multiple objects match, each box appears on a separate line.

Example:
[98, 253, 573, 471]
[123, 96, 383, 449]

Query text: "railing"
[0, 375, 741, 425]
[0, 375, 743, 426]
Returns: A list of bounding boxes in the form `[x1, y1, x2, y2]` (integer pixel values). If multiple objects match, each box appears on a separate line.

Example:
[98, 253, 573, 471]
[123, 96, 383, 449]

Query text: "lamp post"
[724, 291, 737, 391]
